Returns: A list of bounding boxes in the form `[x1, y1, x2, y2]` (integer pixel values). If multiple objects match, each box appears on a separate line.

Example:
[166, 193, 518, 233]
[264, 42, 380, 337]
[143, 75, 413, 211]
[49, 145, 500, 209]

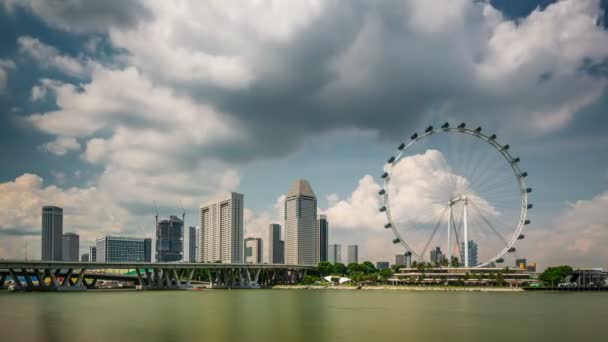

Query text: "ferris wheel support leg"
[447, 204, 452, 268]
[464, 197, 469, 268]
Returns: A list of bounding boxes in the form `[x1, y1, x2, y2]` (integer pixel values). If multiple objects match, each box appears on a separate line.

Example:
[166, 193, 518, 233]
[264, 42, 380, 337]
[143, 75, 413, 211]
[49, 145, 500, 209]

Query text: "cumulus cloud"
[0, 173, 131, 258]
[39, 136, 80, 155]
[18, 36, 93, 78]
[0, 58, 16, 90]
[2, 0, 151, 32]
[528, 191, 608, 269]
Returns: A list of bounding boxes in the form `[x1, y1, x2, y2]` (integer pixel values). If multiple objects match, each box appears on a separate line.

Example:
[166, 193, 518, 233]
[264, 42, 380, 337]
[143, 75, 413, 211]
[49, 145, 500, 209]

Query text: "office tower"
[96, 236, 148, 262]
[62, 232, 80, 261]
[405, 252, 412, 268]
[189, 226, 198, 262]
[269, 224, 284, 264]
[200, 192, 244, 263]
[89, 246, 97, 262]
[430, 246, 444, 265]
[328, 244, 341, 264]
[526, 262, 537, 273]
[376, 261, 389, 270]
[346, 245, 358, 264]
[144, 238, 152, 262]
[284, 179, 318, 266]
[81, 253, 89, 262]
[244, 237, 263, 264]
[460, 240, 478, 267]
[318, 215, 328, 262]
[395, 254, 406, 266]
[156, 215, 184, 262]
[41, 206, 63, 261]
[515, 258, 527, 270]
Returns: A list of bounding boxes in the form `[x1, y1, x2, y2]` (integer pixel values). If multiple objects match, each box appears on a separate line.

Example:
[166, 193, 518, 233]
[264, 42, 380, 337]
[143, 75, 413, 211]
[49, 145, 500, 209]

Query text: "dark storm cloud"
[1, 0, 152, 32]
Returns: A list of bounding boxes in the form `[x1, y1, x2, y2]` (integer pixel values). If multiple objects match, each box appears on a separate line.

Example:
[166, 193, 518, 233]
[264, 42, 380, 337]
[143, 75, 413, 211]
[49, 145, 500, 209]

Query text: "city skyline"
[1, 0, 608, 270]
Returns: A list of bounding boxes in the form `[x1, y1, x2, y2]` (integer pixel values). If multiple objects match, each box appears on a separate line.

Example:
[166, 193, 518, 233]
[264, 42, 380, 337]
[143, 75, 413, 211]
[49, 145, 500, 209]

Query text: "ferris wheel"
[379, 123, 531, 268]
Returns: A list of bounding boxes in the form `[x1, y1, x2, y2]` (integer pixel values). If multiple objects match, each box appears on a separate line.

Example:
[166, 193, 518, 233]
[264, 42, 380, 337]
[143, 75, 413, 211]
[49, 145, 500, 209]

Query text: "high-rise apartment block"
[41, 206, 63, 261]
[284, 179, 318, 266]
[199, 192, 244, 263]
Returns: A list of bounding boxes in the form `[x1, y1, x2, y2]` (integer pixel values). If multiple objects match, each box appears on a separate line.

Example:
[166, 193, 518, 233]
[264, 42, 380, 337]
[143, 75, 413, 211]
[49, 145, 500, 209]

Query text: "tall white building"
[328, 244, 341, 264]
[346, 245, 358, 264]
[199, 192, 244, 263]
[284, 179, 318, 266]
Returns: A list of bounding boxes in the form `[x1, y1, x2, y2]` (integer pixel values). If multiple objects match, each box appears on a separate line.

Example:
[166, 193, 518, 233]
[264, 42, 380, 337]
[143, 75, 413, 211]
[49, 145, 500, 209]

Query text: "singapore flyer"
[379, 123, 531, 268]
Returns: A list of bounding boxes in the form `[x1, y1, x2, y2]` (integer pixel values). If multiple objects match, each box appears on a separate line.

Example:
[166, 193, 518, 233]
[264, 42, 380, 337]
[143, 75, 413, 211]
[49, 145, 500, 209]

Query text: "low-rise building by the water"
[389, 267, 533, 286]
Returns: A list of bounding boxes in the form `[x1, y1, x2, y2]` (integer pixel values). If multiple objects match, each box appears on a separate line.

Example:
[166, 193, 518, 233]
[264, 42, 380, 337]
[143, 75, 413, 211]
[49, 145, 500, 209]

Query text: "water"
[1, 289, 606, 342]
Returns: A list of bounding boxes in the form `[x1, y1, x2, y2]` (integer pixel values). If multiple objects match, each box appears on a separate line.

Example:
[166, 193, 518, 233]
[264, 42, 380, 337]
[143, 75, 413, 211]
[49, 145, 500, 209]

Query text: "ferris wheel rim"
[380, 124, 530, 268]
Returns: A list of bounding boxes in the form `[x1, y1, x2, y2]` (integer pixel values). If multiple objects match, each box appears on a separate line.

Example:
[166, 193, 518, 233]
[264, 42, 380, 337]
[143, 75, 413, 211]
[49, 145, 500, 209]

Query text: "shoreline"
[272, 285, 524, 292]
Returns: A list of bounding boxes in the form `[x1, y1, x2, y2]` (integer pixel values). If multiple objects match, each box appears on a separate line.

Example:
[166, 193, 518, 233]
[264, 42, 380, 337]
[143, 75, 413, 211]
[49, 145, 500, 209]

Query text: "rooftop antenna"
[180, 200, 186, 223]
[154, 201, 159, 228]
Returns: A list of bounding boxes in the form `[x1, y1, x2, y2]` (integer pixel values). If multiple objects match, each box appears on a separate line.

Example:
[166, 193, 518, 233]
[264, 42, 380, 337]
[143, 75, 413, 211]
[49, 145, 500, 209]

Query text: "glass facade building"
[318, 215, 328, 262]
[268, 224, 284, 264]
[96, 236, 148, 262]
[156, 216, 184, 262]
[41, 206, 63, 261]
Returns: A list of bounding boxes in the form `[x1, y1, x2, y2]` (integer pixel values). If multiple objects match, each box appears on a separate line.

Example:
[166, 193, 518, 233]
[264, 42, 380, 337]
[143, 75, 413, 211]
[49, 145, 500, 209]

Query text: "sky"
[1, 0, 608, 270]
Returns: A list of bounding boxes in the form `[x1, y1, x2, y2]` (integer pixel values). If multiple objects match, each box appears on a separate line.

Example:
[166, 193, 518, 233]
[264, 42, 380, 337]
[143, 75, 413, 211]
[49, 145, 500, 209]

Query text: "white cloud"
[528, 191, 608, 269]
[0, 58, 16, 90]
[18, 36, 91, 77]
[0, 173, 131, 259]
[39, 136, 80, 155]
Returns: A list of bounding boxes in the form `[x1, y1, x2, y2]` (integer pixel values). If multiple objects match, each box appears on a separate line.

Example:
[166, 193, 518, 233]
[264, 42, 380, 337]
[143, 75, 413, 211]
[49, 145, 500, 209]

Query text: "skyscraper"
[284, 179, 318, 266]
[318, 215, 328, 262]
[430, 246, 444, 265]
[81, 253, 89, 262]
[41, 206, 63, 261]
[244, 237, 263, 264]
[156, 215, 184, 262]
[460, 240, 478, 267]
[96, 236, 148, 262]
[346, 245, 358, 264]
[269, 224, 284, 264]
[200, 192, 244, 263]
[189, 226, 198, 262]
[328, 244, 341, 264]
[396, 252, 412, 268]
[144, 238, 152, 262]
[515, 258, 527, 270]
[62, 232, 79, 261]
[89, 246, 97, 262]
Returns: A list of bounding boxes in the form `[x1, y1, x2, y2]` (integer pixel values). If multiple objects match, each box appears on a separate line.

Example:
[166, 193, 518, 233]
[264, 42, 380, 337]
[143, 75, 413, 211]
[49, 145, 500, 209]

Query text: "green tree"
[347, 263, 363, 274]
[333, 262, 347, 276]
[539, 266, 573, 287]
[390, 264, 402, 273]
[300, 275, 319, 285]
[450, 256, 461, 268]
[379, 268, 393, 281]
[317, 261, 333, 276]
[361, 261, 377, 274]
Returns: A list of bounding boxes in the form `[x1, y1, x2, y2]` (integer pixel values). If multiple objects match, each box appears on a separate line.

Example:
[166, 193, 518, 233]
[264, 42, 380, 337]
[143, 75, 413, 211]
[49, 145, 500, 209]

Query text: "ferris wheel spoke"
[469, 201, 511, 247]
[419, 206, 448, 261]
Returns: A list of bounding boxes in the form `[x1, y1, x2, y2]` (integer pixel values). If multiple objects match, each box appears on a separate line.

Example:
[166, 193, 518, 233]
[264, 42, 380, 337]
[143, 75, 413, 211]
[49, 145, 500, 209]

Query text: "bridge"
[0, 260, 315, 291]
